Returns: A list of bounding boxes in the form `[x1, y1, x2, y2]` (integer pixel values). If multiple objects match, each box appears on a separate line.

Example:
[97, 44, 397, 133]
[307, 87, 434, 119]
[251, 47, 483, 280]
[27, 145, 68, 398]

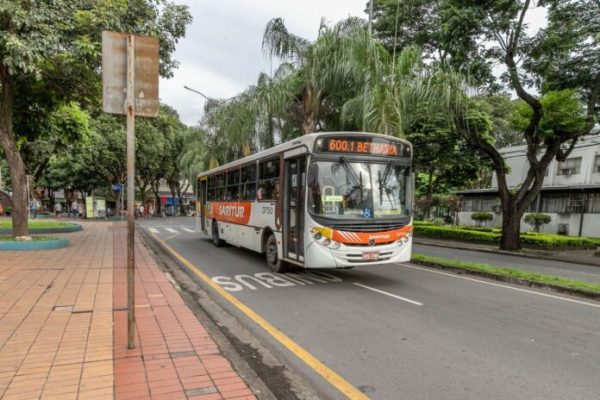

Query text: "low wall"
[457, 211, 600, 238]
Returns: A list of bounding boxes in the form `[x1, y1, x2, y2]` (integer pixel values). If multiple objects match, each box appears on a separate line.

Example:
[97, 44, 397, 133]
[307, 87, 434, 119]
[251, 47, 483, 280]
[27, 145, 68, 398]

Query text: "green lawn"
[0, 219, 75, 229]
[412, 253, 600, 295]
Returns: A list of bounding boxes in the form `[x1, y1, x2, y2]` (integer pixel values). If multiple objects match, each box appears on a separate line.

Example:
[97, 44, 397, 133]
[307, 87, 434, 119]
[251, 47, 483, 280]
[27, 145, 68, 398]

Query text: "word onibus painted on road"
[197, 132, 414, 272]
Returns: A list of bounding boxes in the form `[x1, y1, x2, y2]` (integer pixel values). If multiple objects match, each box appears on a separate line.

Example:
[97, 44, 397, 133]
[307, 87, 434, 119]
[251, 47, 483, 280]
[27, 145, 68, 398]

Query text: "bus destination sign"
[315, 136, 408, 157]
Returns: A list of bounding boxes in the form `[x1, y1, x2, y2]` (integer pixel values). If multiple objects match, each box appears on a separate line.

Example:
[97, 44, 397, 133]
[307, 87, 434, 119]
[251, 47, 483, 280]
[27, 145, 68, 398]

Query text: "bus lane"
[143, 220, 600, 400]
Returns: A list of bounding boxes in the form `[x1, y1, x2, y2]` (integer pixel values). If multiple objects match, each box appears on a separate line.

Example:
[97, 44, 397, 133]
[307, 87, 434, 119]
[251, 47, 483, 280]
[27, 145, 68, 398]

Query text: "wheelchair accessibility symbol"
[363, 208, 372, 218]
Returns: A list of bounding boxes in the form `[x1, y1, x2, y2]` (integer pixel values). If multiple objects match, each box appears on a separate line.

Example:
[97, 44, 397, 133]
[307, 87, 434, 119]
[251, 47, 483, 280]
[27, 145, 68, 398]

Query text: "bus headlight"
[329, 241, 341, 250]
[313, 232, 322, 240]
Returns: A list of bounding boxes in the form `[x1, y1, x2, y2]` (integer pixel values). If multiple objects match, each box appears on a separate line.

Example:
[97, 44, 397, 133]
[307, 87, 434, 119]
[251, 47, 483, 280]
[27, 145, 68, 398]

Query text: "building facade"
[458, 134, 600, 237]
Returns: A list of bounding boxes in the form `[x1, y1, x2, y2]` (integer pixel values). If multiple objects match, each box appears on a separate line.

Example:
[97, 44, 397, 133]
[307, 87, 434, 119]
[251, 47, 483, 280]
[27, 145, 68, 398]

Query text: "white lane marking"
[148, 228, 159, 234]
[402, 263, 600, 309]
[165, 228, 178, 233]
[353, 283, 423, 306]
[182, 227, 196, 233]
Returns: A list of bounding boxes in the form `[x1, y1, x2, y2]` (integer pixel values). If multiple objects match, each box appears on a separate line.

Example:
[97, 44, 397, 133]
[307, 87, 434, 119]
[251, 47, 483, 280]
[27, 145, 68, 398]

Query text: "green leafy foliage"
[524, 213, 552, 233]
[471, 212, 494, 222]
[413, 224, 600, 249]
[509, 90, 587, 139]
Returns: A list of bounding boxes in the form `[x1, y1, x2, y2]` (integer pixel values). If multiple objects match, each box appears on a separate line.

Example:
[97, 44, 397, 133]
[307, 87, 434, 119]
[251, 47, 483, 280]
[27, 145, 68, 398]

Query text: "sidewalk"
[414, 237, 600, 267]
[0, 221, 256, 400]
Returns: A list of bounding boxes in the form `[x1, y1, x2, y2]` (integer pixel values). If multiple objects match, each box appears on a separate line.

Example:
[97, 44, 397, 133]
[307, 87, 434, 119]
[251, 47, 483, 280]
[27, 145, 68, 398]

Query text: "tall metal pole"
[362, 0, 375, 132]
[126, 34, 136, 350]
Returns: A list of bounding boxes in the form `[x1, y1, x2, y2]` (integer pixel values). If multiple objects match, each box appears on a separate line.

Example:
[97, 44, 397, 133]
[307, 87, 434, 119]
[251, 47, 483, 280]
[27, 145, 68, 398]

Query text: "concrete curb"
[414, 238, 600, 268]
[0, 223, 82, 235]
[410, 259, 600, 301]
[0, 237, 69, 251]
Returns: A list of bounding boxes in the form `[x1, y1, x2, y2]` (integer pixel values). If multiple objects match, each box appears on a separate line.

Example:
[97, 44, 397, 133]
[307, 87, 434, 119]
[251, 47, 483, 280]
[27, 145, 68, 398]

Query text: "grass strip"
[0, 219, 74, 229]
[411, 253, 600, 296]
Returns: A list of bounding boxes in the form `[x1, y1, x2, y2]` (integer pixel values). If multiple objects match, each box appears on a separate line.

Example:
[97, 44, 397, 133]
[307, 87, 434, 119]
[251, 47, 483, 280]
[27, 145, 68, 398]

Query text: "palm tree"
[262, 17, 365, 134]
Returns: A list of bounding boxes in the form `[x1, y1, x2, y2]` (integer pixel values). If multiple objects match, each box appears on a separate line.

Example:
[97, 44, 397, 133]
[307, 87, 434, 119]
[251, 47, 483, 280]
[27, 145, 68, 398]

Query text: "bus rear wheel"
[212, 220, 224, 247]
[266, 234, 286, 273]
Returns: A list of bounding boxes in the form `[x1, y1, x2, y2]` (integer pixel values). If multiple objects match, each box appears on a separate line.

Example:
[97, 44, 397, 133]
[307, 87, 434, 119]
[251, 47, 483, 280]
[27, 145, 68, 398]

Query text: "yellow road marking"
[151, 233, 369, 400]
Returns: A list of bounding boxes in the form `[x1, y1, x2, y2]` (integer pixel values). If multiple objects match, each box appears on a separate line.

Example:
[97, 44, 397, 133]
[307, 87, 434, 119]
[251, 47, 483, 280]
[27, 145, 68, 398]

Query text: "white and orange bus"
[197, 132, 413, 272]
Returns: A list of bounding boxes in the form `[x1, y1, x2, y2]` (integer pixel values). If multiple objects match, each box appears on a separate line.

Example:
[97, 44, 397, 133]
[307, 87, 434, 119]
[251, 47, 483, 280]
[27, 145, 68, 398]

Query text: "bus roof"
[198, 131, 411, 178]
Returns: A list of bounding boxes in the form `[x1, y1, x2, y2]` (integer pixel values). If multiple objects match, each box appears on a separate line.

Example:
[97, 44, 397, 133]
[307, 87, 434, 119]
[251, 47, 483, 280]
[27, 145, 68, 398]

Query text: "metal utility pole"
[102, 31, 159, 350]
[362, 0, 375, 132]
[125, 34, 136, 350]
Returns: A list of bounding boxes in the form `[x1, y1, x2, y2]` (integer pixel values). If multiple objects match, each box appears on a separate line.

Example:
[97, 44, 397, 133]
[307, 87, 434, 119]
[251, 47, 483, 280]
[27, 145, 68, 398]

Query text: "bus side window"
[215, 173, 226, 201]
[207, 176, 215, 201]
[241, 164, 257, 201]
[226, 169, 240, 201]
[258, 158, 280, 201]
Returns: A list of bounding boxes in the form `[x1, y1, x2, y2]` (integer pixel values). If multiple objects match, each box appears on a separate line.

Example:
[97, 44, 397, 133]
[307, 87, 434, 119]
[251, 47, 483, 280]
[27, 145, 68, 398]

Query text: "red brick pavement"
[0, 220, 257, 400]
[112, 228, 256, 400]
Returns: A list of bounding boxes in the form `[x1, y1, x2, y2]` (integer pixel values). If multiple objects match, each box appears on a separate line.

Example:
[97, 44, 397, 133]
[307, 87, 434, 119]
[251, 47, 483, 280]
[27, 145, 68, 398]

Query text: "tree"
[524, 213, 551, 233]
[370, 0, 498, 88]
[441, 0, 598, 250]
[262, 17, 368, 134]
[471, 211, 493, 227]
[0, 0, 191, 237]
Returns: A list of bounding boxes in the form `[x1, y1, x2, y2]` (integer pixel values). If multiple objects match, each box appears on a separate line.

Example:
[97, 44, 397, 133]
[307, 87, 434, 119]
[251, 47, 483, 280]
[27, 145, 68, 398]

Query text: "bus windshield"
[307, 159, 411, 219]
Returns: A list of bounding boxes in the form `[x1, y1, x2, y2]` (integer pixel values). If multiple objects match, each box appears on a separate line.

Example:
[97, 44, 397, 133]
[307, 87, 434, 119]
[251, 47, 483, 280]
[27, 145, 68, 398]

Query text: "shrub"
[414, 224, 501, 243]
[413, 224, 600, 249]
[524, 213, 552, 233]
[471, 212, 494, 227]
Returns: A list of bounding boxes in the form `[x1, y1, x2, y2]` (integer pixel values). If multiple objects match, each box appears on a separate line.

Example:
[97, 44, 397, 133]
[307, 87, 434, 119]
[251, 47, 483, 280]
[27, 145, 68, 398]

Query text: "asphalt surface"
[413, 243, 600, 283]
[139, 217, 600, 400]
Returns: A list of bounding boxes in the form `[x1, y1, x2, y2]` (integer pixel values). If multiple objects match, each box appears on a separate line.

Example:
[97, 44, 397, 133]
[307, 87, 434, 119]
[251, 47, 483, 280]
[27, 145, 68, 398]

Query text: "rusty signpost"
[102, 31, 159, 349]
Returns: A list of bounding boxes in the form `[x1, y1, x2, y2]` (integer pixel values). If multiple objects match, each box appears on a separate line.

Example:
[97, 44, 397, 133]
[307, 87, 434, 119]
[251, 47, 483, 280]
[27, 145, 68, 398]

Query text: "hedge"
[413, 224, 600, 249]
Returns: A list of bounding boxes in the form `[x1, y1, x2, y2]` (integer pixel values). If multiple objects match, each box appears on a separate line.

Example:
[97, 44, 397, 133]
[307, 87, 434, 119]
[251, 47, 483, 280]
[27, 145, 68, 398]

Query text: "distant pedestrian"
[71, 200, 78, 219]
[31, 198, 39, 219]
[139, 205, 145, 218]
[54, 202, 62, 218]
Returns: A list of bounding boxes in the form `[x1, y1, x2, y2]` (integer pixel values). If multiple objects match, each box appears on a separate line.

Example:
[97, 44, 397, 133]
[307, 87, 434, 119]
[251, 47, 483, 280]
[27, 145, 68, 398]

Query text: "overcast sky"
[159, 1, 547, 127]
[159, 0, 367, 126]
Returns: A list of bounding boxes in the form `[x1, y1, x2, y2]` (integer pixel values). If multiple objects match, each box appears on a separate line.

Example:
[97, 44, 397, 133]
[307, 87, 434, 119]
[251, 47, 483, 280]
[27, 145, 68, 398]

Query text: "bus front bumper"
[304, 240, 412, 269]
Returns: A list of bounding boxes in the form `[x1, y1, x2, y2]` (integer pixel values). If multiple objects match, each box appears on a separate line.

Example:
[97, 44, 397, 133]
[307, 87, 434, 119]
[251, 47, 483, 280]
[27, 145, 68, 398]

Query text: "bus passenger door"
[199, 178, 207, 233]
[283, 156, 306, 263]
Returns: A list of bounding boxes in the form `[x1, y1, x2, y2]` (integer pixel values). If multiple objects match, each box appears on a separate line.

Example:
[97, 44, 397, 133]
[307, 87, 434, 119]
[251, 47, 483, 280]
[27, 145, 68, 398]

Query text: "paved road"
[414, 243, 600, 283]
[139, 217, 600, 400]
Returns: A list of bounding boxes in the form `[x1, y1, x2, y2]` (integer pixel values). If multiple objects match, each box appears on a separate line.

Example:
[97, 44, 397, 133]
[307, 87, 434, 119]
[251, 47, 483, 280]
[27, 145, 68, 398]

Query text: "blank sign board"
[102, 31, 159, 117]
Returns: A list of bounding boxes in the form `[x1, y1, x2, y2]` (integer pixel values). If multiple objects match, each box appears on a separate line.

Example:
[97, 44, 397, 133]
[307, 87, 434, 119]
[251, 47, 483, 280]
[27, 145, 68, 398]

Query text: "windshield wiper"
[339, 157, 364, 202]
[378, 161, 398, 208]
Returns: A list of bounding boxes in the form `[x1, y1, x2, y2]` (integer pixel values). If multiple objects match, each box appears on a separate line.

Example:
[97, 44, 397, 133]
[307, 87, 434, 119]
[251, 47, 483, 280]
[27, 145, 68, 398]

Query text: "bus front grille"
[328, 222, 406, 233]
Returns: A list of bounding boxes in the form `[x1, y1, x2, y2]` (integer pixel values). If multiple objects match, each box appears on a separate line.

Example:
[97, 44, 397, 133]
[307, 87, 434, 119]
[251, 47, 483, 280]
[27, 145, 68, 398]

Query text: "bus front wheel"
[266, 234, 286, 273]
[212, 220, 224, 247]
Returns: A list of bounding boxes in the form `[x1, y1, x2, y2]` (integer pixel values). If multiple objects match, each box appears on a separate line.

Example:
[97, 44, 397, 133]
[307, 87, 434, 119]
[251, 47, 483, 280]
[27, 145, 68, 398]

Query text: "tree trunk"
[169, 186, 177, 216]
[176, 187, 186, 216]
[0, 77, 29, 238]
[500, 202, 524, 250]
[151, 180, 162, 216]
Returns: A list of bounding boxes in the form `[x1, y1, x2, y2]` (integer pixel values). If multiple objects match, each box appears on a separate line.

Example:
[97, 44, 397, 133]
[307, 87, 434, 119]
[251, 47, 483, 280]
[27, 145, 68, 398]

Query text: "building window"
[587, 194, 600, 213]
[541, 196, 570, 213]
[241, 164, 257, 201]
[556, 157, 582, 176]
[594, 155, 600, 173]
[258, 158, 280, 201]
[460, 197, 499, 212]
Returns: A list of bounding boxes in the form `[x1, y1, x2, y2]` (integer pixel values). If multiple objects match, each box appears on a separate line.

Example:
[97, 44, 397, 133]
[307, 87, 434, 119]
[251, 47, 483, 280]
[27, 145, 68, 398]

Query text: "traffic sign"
[102, 31, 159, 117]
[112, 183, 123, 192]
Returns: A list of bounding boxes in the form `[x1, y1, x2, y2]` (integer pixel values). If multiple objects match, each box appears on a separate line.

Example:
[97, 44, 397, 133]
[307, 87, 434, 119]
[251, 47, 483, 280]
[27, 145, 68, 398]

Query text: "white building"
[457, 134, 600, 237]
